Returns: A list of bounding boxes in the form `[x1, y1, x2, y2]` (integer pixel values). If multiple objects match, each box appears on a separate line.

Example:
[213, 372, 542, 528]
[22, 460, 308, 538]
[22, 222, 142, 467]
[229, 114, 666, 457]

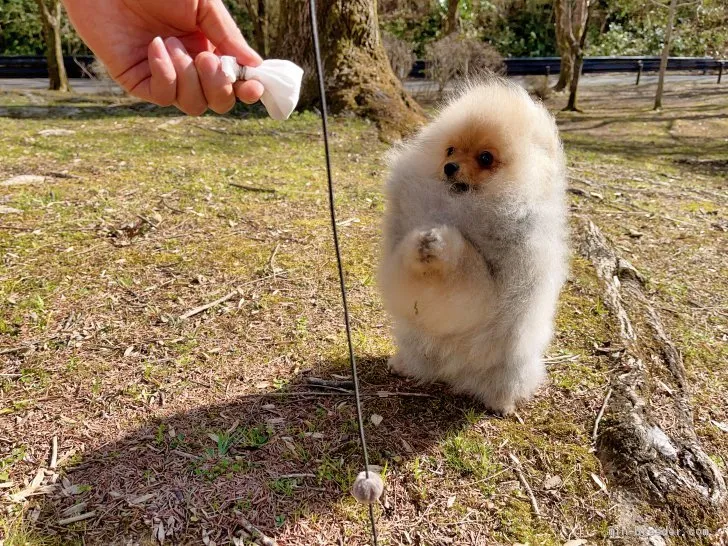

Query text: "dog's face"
[438, 120, 506, 194]
[406, 80, 563, 200]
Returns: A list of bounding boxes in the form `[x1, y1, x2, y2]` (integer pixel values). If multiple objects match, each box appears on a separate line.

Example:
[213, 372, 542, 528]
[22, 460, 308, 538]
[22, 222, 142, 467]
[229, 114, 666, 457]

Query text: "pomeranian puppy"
[378, 79, 568, 414]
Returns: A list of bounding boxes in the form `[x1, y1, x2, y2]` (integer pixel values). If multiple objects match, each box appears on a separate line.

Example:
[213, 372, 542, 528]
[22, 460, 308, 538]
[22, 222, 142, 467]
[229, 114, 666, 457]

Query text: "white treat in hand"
[220, 56, 303, 121]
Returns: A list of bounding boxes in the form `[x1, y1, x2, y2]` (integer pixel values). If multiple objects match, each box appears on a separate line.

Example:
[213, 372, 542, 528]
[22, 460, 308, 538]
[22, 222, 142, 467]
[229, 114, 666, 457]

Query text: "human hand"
[62, 0, 264, 114]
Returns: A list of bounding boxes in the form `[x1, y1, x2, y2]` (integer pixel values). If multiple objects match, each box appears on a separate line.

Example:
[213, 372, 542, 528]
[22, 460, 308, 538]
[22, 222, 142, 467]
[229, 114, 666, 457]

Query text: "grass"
[0, 77, 726, 545]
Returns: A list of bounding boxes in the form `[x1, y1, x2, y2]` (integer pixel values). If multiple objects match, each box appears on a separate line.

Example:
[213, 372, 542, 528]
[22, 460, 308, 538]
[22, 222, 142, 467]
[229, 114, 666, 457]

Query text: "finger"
[165, 37, 207, 116]
[198, 0, 263, 66]
[234, 80, 265, 105]
[195, 51, 236, 114]
[148, 36, 176, 107]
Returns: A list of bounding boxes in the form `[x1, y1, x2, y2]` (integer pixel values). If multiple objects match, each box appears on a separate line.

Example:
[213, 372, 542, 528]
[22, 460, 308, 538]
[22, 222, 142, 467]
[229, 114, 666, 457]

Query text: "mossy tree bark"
[273, 0, 424, 140]
[35, 0, 69, 92]
[578, 219, 727, 535]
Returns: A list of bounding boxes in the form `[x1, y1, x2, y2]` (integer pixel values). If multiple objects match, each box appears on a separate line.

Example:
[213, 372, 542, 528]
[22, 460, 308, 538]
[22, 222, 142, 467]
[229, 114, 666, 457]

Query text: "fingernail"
[164, 36, 185, 52]
[243, 48, 263, 66]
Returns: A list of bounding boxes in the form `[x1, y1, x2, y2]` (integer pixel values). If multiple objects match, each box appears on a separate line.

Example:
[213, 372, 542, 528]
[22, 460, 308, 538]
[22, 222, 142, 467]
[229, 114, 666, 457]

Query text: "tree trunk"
[554, 51, 574, 92]
[36, 0, 69, 92]
[444, 0, 460, 35]
[654, 0, 677, 110]
[273, 0, 424, 141]
[563, 0, 589, 111]
[252, 0, 269, 58]
[553, 0, 573, 92]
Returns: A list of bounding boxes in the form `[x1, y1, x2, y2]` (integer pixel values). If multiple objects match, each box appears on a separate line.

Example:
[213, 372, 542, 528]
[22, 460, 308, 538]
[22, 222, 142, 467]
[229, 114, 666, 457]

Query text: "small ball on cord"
[351, 470, 384, 504]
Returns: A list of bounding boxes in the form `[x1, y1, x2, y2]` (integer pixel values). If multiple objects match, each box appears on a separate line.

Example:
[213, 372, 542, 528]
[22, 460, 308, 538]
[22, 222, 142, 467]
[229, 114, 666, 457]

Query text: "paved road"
[405, 72, 722, 94]
[0, 72, 721, 96]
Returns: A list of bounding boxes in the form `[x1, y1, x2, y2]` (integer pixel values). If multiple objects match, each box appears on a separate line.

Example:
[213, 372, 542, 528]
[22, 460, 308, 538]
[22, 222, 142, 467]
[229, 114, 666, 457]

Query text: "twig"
[179, 290, 239, 320]
[592, 388, 613, 441]
[276, 473, 316, 479]
[50, 436, 58, 469]
[543, 353, 579, 364]
[0, 346, 32, 356]
[159, 198, 185, 214]
[268, 242, 280, 280]
[229, 182, 277, 193]
[508, 453, 541, 517]
[305, 377, 355, 390]
[172, 449, 199, 460]
[238, 515, 278, 546]
[58, 511, 97, 526]
[47, 171, 82, 180]
[254, 390, 434, 398]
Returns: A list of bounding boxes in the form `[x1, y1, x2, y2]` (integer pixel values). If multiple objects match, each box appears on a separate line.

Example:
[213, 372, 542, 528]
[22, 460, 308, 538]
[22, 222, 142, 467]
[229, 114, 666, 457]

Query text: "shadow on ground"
[0, 97, 270, 120]
[31, 357, 482, 544]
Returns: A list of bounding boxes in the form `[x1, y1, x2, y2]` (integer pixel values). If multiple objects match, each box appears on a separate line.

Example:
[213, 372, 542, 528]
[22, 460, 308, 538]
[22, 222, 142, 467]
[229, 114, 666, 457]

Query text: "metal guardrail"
[0, 55, 95, 78]
[0, 55, 724, 82]
[410, 56, 726, 78]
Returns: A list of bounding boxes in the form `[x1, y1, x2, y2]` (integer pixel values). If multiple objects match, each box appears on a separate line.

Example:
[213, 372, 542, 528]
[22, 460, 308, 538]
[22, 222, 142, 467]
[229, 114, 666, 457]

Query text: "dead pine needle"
[179, 289, 239, 320]
[508, 453, 541, 518]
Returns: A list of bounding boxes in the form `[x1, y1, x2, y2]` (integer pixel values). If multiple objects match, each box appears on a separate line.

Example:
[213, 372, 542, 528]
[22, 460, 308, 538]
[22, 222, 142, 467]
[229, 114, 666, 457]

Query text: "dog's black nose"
[444, 162, 459, 177]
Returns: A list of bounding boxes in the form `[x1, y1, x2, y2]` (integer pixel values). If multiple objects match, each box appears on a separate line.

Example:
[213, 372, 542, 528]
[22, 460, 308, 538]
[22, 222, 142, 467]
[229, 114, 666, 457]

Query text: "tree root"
[577, 218, 726, 542]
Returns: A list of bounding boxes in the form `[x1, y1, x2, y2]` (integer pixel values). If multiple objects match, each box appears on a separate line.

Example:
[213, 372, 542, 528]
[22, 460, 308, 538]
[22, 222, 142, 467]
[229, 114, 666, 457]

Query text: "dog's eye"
[446, 147, 454, 156]
[478, 151, 494, 168]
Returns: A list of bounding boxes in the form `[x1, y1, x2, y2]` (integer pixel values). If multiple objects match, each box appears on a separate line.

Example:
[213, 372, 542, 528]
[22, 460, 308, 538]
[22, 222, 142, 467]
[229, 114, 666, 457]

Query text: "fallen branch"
[179, 290, 239, 320]
[508, 453, 540, 517]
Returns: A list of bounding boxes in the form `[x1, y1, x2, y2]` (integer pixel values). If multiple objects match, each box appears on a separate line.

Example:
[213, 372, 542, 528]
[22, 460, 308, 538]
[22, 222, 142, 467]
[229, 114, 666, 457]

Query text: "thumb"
[197, 0, 263, 66]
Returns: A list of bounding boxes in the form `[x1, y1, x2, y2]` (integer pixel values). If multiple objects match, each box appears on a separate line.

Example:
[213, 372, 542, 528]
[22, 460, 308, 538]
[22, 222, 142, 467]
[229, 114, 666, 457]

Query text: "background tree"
[237, 0, 278, 58]
[273, 0, 424, 140]
[563, 0, 591, 111]
[553, 0, 589, 92]
[34, 0, 69, 91]
[654, 0, 678, 110]
[444, 0, 460, 35]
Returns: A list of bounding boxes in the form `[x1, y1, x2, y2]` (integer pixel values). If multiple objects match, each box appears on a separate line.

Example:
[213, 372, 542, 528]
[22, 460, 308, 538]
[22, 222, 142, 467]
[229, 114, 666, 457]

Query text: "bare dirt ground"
[0, 79, 726, 545]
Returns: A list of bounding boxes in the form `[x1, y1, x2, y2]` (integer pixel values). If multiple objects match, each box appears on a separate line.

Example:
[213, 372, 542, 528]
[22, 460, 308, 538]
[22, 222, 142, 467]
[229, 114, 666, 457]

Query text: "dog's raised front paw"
[405, 226, 464, 274]
[417, 229, 445, 264]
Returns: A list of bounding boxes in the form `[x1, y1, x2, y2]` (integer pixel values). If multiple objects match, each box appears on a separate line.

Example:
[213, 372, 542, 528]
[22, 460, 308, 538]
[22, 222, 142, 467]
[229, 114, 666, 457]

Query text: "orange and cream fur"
[378, 79, 568, 414]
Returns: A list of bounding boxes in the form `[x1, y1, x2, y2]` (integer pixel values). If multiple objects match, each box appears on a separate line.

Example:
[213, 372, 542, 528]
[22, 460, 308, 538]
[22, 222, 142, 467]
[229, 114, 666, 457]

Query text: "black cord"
[307, 1, 378, 543]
